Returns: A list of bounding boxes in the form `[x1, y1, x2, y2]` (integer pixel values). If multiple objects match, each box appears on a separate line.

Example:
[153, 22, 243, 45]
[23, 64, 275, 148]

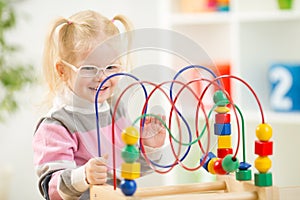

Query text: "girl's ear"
[55, 62, 69, 81]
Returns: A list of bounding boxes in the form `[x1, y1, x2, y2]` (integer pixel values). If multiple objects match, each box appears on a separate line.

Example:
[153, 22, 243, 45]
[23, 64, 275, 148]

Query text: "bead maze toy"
[90, 65, 299, 200]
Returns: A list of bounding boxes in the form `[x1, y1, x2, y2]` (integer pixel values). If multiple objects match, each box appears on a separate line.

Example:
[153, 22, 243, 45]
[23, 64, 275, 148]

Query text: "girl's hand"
[85, 155, 108, 185]
[141, 115, 166, 148]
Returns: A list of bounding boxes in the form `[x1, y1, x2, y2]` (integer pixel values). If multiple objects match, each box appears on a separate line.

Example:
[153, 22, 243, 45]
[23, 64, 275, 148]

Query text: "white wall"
[0, 0, 163, 199]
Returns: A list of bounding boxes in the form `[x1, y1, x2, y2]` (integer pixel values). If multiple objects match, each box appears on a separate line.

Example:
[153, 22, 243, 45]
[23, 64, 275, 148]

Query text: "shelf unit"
[163, 0, 300, 116]
[154, 0, 300, 187]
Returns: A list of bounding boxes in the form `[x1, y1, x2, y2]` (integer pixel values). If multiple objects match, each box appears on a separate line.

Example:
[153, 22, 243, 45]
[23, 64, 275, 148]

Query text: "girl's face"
[65, 41, 122, 103]
[69, 66, 120, 103]
[67, 46, 122, 103]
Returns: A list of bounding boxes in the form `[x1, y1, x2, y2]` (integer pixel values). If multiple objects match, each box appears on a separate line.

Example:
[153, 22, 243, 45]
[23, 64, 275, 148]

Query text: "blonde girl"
[33, 10, 165, 200]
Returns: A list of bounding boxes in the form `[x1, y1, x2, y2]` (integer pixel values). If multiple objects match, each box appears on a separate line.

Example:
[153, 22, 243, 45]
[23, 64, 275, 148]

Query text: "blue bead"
[120, 179, 137, 196]
[200, 152, 216, 171]
[214, 123, 231, 135]
[239, 162, 251, 170]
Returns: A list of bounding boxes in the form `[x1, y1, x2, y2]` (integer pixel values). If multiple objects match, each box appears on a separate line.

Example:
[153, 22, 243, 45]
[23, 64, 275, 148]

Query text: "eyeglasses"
[61, 60, 122, 78]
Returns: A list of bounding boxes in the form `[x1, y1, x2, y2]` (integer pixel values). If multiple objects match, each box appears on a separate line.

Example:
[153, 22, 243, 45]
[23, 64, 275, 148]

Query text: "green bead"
[122, 145, 139, 163]
[213, 90, 229, 106]
[254, 172, 273, 187]
[236, 169, 252, 181]
[222, 154, 239, 172]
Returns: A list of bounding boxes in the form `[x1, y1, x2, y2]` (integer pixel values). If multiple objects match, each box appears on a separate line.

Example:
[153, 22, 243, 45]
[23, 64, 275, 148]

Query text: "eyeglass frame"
[60, 59, 123, 78]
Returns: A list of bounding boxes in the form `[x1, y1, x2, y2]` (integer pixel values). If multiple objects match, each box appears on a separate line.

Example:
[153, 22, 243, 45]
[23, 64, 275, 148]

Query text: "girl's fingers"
[87, 172, 107, 185]
[85, 156, 109, 184]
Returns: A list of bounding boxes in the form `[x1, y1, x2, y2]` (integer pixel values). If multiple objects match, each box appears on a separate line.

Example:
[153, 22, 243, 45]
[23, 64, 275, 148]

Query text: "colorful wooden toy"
[89, 65, 300, 200]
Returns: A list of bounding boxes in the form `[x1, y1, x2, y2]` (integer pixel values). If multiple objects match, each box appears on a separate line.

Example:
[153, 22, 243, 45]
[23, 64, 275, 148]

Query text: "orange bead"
[256, 123, 272, 141]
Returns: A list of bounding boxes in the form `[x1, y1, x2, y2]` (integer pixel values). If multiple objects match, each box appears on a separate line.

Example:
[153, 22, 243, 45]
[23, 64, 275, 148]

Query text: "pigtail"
[42, 17, 70, 108]
[111, 15, 134, 71]
[112, 14, 133, 32]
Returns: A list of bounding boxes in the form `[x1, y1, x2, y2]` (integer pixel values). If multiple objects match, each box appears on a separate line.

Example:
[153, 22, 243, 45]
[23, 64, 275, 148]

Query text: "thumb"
[96, 154, 109, 164]
[103, 154, 109, 160]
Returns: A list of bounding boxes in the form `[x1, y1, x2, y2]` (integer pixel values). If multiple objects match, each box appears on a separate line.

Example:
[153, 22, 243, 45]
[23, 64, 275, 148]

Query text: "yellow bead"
[207, 157, 218, 174]
[254, 156, 272, 173]
[214, 106, 230, 114]
[121, 162, 141, 180]
[218, 135, 232, 149]
[121, 126, 139, 145]
[256, 123, 272, 141]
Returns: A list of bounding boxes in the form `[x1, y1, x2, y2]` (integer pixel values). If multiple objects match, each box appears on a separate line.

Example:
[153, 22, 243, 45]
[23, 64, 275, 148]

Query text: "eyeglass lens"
[79, 65, 120, 77]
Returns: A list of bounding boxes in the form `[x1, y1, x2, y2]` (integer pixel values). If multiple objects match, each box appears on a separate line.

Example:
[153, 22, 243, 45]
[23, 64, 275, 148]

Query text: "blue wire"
[162, 65, 221, 168]
[94, 72, 148, 157]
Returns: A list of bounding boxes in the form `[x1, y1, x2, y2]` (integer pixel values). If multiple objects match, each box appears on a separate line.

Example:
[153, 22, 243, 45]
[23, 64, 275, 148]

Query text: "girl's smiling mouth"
[90, 86, 109, 91]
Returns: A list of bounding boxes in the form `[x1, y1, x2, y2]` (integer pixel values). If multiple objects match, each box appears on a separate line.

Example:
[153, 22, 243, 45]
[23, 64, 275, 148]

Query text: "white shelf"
[171, 10, 300, 26]
[237, 10, 300, 22]
[170, 12, 231, 25]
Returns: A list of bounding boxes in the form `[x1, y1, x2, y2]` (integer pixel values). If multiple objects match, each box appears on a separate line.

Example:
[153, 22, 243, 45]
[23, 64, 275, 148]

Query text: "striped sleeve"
[33, 120, 88, 199]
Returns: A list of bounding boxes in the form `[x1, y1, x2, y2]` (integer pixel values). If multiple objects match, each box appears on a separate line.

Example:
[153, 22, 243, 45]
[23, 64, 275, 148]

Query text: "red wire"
[111, 80, 188, 187]
[110, 74, 265, 188]
[139, 80, 210, 172]
[218, 75, 265, 123]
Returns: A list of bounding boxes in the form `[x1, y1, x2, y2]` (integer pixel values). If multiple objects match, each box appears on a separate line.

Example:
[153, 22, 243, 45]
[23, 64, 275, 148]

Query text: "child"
[33, 10, 166, 200]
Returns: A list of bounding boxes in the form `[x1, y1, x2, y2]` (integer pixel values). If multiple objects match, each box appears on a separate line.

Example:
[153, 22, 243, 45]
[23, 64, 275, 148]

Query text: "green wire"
[132, 102, 247, 163]
[234, 104, 246, 163]
[132, 105, 217, 146]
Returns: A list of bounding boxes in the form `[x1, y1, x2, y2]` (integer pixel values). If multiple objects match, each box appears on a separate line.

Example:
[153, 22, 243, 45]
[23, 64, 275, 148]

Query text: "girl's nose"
[94, 69, 106, 80]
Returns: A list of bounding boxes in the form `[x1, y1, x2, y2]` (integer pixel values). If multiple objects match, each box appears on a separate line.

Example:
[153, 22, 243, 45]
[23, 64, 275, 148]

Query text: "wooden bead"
[122, 126, 139, 145]
[121, 162, 141, 180]
[217, 148, 233, 158]
[254, 156, 272, 173]
[254, 172, 273, 187]
[215, 113, 231, 124]
[214, 123, 231, 135]
[120, 179, 137, 196]
[122, 145, 139, 163]
[214, 106, 230, 114]
[213, 90, 229, 106]
[200, 152, 216, 171]
[207, 157, 218, 174]
[218, 135, 232, 149]
[222, 154, 239, 173]
[213, 158, 227, 175]
[255, 140, 273, 156]
[256, 123, 272, 141]
[236, 169, 252, 181]
[239, 162, 251, 170]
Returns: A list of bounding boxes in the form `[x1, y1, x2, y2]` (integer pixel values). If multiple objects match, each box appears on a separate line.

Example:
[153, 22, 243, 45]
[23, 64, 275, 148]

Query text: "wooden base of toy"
[90, 175, 300, 200]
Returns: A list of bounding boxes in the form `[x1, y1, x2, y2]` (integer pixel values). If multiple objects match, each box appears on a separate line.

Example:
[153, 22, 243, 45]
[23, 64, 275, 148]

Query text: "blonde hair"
[42, 10, 133, 108]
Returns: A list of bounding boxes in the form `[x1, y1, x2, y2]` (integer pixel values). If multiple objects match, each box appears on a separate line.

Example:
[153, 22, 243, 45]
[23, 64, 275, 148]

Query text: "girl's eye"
[106, 65, 120, 71]
[82, 66, 97, 71]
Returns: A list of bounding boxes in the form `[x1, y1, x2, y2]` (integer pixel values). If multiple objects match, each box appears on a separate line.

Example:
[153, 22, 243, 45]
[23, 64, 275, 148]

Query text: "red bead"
[255, 140, 273, 156]
[215, 113, 231, 124]
[214, 158, 227, 175]
[217, 148, 233, 158]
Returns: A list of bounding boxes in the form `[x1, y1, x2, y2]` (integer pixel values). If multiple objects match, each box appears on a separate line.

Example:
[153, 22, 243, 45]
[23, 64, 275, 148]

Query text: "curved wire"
[94, 72, 148, 189]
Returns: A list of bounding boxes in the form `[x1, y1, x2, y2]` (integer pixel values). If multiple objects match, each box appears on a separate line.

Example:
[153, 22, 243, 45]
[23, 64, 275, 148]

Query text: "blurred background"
[1, 0, 300, 199]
